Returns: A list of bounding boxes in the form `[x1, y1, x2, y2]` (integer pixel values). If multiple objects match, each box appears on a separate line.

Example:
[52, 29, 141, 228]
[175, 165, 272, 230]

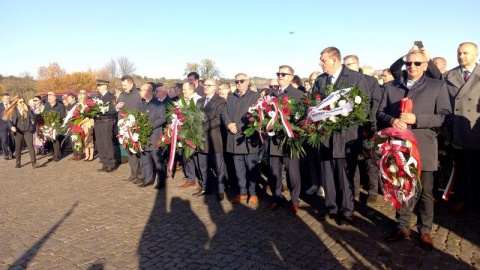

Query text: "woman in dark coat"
[2, 96, 39, 168]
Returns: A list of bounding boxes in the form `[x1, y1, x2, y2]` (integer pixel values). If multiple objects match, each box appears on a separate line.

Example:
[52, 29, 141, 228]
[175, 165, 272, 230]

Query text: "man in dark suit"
[65, 93, 82, 160]
[193, 79, 228, 201]
[378, 50, 451, 251]
[117, 75, 144, 183]
[0, 93, 14, 159]
[312, 47, 370, 225]
[188, 72, 205, 97]
[343, 55, 383, 204]
[225, 73, 261, 205]
[444, 42, 480, 212]
[266, 65, 304, 215]
[44, 91, 66, 162]
[137, 84, 166, 188]
[94, 79, 117, 173]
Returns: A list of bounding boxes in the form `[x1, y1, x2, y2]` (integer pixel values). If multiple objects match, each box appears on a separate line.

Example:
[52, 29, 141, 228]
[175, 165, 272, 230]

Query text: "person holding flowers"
[137, 84, 166, 188]
[77, 91, 95, 161]
[313, 47, 370, 225]
[265, 65, 304, 215]
[224, 73, 261, 205]
[378, 50, 451, 250]
[2, 96, 39, 168]
[44, 91, 66, 162]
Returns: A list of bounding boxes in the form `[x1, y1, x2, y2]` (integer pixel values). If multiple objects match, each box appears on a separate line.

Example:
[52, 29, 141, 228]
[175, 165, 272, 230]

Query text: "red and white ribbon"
[167, 119, 180, 171]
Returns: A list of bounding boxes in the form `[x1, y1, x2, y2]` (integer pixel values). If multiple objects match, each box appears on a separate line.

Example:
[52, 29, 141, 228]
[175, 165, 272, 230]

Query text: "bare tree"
[183, 63, 200, 76]
[117, 56, 136, 76]
[199, 59, 221, 79]
[106, 58, 117, 79]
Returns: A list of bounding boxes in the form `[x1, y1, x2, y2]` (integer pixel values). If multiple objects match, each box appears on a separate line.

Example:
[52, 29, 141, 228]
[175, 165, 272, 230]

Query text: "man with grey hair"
[433, 57, 447, 74]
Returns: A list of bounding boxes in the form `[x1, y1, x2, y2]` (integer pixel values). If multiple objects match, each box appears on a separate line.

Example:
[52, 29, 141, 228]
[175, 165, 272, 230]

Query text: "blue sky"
[1, 0, 478, 79]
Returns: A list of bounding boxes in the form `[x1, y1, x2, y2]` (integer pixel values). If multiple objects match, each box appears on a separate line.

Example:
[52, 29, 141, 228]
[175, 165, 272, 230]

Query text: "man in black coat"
[193, 79, 228, 201]
[225, 73, 261, 205]
[44, 91, 66, 162]
[137, 84, 166, 188]
[312, 47, 370, 225]
[94, 80, 117, 173]
[266, 65, 304, 215]
[117, 75, 144, 182]
[378, 50, 451, 251]
[0, 93, 14, 159]
[188, 72, 205, 98]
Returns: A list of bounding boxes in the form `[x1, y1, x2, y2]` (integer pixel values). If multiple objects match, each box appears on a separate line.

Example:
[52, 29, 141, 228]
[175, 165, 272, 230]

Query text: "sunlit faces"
[47, 91, 56, 103]
[405, 52, 426, 80]
[433, 58, 446, 72]
[277, 68, 293, 88]
[218, 85, 231, 99]
[121, 80, 133, 92]
[2, 95, 10, 104]
[381, 71, 394, 83]
[320, 53, 337, 75]
[140, 85, 152, 99]
[67, 95, 75, 104]
[187, 75, 197, 85]
[203, 80, 217, 96]
[235, 75, 249, 94]
[182, 82, 195, 98]
[344, 58, 359, 72]
[457, 43, 478, 69]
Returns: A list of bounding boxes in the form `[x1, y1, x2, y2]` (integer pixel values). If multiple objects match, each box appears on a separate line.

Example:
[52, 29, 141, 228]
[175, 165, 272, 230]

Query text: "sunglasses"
[33, 99, 40, 102]
[276, 72, 291, 77]
[234, 80, 246, 84]
[405, 61, 425, 67]
[204, 84, 216, 87]
[269, 85, 279, 89]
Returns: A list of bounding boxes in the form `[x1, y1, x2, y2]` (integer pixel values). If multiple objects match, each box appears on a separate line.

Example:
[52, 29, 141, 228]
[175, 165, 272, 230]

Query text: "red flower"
[301, 120, 309, 126]
[308, 128, 314, 134]
[315, 94, 322, 100]
[271, 97, 278, 103]
[303, 98, 310, 104]
[165, 138, 170, 144]
[320, 129, 326, 135]
[264, 106, 272, 113]
[85, 99, 95, 106]
[282, 96, 289, 105]
[246, 113, 251, 118]
[177, 125, 182, 131]
[397, 170, 406, 178]
[324, 105, 330, 111]
[283, 107, 291, 115]
[248, 117, 254, 123]
[173, 108, 181, 115]
[85, 107, 91, 112]
[185, 139, 196, 149]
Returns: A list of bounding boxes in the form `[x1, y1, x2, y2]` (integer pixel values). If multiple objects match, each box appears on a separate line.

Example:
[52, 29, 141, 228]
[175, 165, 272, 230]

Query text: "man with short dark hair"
[0, 93, 14, 160]
[313, 46, 370, 225]
[187, 72, 205, 97]
[381, 69, 394, 85]
[117, 75, 144, 182]
[433, 57, 447, 74]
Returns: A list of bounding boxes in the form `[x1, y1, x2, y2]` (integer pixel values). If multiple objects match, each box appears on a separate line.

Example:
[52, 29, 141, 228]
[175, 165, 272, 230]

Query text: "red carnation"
[308, 128, 314, 134]
[264, 106, 272, 113]
[303, 98, 310, 104]
[262, 101, 268, 107]
[85, 107, 91, 112]
[282, 96, 289, 105]
[324, 105, 330, 111]
[248, 117, 254, 123]
[177, 125, 182, 130]
[85, 99, 95, 106]
[271, 97, 278, 103]
[246, 113, 251, 118]
[315, 94, 322, 100]
[283, 107, 291, 115]
[173, 108, 181, 115]
[301, 120, 308, 126]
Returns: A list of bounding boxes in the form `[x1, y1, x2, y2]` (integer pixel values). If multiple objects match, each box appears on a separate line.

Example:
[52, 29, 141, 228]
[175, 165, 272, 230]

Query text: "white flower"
[268, 111, 276, 118]
[100, 106, 108, 114]
[248, 106, 255, 114]
[354, 96, 362, 104]
[118, 119, 125, 126]
[337, 99, 347, 107]
[329, 116, 337, 123]
[330, 102, 336, 109]
[388, 164, 399, 174]
[119, 137, 124, 144]
[129, 147, 137, 154]
[127, 115, 135, 122]
[341, 111, 350, 117]
[177, 142, 183, 148]
[294, 112, 301, 120]
[132, 133, 139, 142]
[267, 131, 275, 136]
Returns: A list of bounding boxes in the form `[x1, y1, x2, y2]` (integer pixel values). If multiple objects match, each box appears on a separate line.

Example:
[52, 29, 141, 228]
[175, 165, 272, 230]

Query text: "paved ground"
[0, 152, 479, 270]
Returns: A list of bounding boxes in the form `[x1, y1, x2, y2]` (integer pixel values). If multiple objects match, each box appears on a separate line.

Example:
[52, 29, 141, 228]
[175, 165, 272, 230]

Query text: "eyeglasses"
[234, 80, 246, 84]
[33, 99, 39, 102]
[276, 72, 292, 77]
[18, 101, 24, 104]
[405, 61, 425, 67]
[269, 85, 279, 89]
[204, 84, 216, 88]
[96, 84, 104, 87]
[345, 62, 357, 67]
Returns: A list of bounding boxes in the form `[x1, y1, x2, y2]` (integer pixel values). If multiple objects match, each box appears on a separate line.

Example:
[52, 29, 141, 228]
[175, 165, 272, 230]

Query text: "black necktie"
[204, 97, 210, 108]
[464, 70, 471, 82]
[327, 75, 333, 85]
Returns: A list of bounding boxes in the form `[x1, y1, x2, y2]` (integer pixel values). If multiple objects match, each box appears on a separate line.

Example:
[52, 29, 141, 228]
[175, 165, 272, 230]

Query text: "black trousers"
[197, 152, 226, 194]
[126, 151, 144, 179]
[94, 120, 115, 169]
[141, 150, 165, 184]
[14, 130, 36, 165]
[0, 128, 14, 157]
[232, 153, 259, 196]
[454, 149, 480, 205]
[269, 155, 301, 205]
[322, 158, 357, 217]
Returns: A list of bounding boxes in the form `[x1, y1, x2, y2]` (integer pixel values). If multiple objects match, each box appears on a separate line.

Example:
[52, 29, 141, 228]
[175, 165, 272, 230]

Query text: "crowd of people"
[1, 42, 479, 252]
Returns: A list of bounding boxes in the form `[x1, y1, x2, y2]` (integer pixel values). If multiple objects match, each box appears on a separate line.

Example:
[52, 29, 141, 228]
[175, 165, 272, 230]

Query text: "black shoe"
[138, 181, 154, 188]
[154, 182, 165, 189]
[97, 167, 106, 172]
[192, 190, 207, 196]
[318, 211, 337, 221]
[385, 230, 411, 243]
[133, 178, 145, 184]
[340, 215, 354, 225]
[104, 167, 116, 173]
[218, 193, 225, 201]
